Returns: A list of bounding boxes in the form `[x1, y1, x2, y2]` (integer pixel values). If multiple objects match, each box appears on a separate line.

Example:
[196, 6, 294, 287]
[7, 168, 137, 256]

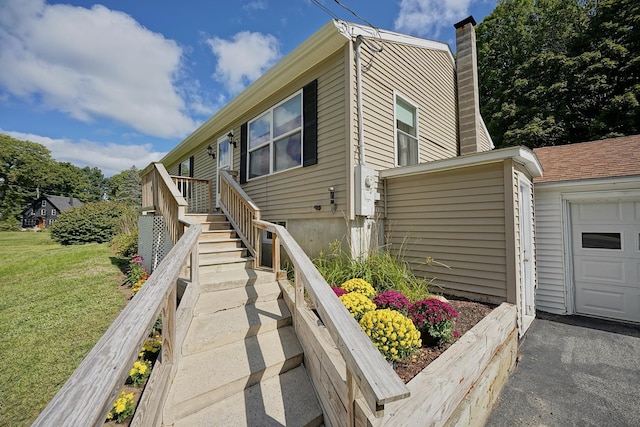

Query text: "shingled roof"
[533, 135, 640, 184]
[47, 195, 83, 212]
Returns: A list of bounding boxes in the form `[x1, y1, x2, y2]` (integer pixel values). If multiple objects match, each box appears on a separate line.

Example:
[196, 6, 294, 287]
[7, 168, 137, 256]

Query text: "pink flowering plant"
[372, 290, 410, 315]
[125, 254, 148, 286]
[408, 298, 459, 345]
[331, 286, 347, 297]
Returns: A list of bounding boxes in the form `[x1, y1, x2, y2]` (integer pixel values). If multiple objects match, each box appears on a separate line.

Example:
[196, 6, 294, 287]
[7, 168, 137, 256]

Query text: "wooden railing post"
[162, 286, 177, 365]
[347, 370, 362, 427]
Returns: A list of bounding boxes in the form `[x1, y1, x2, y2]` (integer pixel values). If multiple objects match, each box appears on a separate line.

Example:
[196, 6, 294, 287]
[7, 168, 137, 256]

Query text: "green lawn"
[0, 232, 127, 426]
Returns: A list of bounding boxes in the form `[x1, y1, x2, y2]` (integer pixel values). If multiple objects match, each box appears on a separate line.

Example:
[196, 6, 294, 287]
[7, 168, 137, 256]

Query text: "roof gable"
[45, 195, 83, 212]
[533, 135, 640, 184]
[157, 20, 453, 168]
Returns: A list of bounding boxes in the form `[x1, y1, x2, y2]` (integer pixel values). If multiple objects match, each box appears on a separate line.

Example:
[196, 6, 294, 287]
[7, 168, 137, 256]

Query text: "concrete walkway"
[486, 312, 640, 426]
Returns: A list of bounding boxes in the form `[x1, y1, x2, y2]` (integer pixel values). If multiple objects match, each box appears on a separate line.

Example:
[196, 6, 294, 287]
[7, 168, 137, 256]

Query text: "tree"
[0, 134, 58, 229]
[476, 0, 639, 148]
[107, 166, 142, 207]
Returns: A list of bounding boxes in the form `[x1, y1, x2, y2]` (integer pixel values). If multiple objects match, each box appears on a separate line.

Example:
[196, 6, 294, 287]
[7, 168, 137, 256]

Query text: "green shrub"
[314, 241, 432, 301]
[0, 217, 20, 231]
[111, 230, 138, 257]
[50, 201, 129, 245]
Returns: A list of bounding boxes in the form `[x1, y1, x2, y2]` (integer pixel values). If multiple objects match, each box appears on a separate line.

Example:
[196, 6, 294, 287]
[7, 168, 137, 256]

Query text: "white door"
[571, 200, 640, 322]
[216, 135, 232, 207]
[518, 178, 536, 335]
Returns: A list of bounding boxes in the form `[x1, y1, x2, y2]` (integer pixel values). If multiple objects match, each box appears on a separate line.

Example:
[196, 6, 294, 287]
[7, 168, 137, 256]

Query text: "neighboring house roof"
[156, 19, 453, 169]
[46, 195, 83, 212]
[22, 195, 83, 214]
[533, 135, 640, 184]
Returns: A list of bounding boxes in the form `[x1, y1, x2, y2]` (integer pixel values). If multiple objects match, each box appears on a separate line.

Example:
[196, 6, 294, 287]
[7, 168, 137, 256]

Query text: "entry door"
[518, 178, 535, 335]
[216, 135, 232, 207]
[571, 200, 640, 322]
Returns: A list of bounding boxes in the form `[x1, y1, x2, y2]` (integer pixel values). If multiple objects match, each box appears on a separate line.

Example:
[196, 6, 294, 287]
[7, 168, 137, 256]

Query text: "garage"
[533, 135, 640, 323]
[570, 200, 640, 322]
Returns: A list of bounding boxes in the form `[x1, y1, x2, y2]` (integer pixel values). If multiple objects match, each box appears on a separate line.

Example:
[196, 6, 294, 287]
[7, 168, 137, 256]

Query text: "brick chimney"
[454, 16, 481, 155]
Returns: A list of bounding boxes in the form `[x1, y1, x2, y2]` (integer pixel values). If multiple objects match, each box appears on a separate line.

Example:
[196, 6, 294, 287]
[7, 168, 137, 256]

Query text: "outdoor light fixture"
[207, 144, 216, 160]
[328, 186, 337, 213]
[227, 131, 237, 148]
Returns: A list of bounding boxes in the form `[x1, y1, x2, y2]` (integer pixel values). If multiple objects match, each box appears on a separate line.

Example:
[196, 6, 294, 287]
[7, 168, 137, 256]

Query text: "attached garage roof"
[534, 135, 640, 184]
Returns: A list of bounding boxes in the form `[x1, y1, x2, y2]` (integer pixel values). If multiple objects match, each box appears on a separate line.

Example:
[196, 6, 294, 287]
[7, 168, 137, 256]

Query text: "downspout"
[355, 35, 366, 166]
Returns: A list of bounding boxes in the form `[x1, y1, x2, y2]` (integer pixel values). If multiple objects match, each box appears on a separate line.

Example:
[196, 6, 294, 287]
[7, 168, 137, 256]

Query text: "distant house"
[21, 195, 83, 229]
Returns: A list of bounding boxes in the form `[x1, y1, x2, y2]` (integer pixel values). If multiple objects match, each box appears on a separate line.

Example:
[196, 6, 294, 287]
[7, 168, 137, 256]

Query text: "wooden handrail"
[170, 176, 213, 214]
[32, 222, 202, 426]
[141, 162, 189, 244]
[254, 220, 410, 421]
[218, 170, 260, 266]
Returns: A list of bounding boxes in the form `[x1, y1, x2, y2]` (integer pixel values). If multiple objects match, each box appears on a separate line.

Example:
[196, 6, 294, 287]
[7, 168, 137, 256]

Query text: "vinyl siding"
[533, 188, 567, 314]
[385, 163, 508, 303]
[240, 49, 348, 221]
[164, 49, 348, 222]
[354, 42, 458, 171]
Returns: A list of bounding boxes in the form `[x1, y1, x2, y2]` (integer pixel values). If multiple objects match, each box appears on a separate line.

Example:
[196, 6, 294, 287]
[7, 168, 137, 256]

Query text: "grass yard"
[0, 232, 127, 426]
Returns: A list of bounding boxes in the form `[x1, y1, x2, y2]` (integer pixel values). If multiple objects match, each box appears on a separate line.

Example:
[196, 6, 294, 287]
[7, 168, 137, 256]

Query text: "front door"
[518, 177, 535, 335]
[216, 134, 232, 207]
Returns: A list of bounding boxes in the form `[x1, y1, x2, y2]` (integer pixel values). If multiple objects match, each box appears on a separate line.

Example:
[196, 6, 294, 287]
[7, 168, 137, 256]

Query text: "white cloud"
[0, 0, 198, 138]
[394, 0, 474, 37]
[243, 1, 268, 12]
[2, 129, 166, 177]
[206, 31, 281, 94]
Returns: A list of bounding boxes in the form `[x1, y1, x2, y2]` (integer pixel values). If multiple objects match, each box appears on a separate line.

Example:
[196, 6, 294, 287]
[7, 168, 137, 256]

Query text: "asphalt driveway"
[486, 312, 640, 426]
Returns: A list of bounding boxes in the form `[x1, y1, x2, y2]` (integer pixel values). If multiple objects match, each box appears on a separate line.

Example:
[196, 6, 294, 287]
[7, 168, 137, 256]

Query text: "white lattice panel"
[138, 215, 154, 272]
[152, 216, 173, 270]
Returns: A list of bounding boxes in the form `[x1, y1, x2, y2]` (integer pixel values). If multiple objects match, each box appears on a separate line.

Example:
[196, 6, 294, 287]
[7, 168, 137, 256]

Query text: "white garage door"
[571, 200, 640, 322]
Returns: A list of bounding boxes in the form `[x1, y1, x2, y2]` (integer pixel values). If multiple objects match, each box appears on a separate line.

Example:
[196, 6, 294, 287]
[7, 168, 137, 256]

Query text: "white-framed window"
[49, 219, 54, 225]
[262, 221, 287, 243]
[248, 91, 303, 180]
[41, 200, 47, 207]
[40, 209, 46, 216]
[51, 209, 57, 216]
[394, 93, 419, 166]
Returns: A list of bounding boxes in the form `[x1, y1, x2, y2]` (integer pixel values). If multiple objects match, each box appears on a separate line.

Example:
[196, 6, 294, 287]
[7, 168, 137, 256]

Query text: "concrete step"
[194, 282, 282, 316]
[200, 269, 277, 292]
[182, 298, 292, 356]
[200, 221, 232, 231]
[170, 365, 323, 427]
[200, 247, 247, 263]
[199, 230, 238, 242]
[199, 238, 244, 251]
[164, 326, 303, 424]
[198, 257, 255, 274]
[186, 213, 228, 224]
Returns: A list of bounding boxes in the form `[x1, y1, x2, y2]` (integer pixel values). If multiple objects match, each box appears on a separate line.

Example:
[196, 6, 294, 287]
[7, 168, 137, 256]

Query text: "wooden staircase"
[161, 213, 323, 426]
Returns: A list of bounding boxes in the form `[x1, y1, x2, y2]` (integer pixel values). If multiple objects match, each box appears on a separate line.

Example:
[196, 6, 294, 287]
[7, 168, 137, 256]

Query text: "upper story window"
[248, 91, 302, 180]
[41, 200, 47, 207]
[395, 94, 419, 166]
[51, 209, 57, 216]
[40, 209, 46, 216]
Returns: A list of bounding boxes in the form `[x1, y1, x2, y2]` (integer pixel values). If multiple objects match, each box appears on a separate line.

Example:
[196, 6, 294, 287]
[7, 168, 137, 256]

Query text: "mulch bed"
[394, 298, 495, 383]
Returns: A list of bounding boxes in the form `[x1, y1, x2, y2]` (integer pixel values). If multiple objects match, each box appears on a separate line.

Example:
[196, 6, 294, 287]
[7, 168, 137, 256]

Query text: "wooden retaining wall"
[280, 280, 517, 427]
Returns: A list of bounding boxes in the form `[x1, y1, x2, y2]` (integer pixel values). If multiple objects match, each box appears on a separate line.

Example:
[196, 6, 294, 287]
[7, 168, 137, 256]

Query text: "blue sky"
[0, 0, 497, 176]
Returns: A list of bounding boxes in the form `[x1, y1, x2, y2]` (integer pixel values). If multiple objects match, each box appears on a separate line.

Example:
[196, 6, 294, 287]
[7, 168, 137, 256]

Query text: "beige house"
[155, 17, 542, 332]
